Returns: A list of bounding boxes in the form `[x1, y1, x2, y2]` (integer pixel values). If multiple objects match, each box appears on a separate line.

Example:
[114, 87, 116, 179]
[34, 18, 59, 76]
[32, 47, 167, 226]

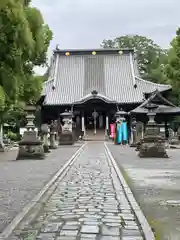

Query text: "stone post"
[59, 110, 74, 145]
[130, 117, 137, 147]
[16, 105, 45, 160]
[49, 120, 57, 149]
[41, 123, 50, 153]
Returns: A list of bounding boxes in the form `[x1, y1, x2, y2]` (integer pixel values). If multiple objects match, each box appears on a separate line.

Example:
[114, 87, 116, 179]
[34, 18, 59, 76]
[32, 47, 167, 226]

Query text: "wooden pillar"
[81, 113, 85, 136]
[105, 114, 109, 139]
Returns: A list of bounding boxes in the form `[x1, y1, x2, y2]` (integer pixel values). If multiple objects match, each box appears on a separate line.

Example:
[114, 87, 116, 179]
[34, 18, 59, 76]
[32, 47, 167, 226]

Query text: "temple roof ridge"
[142, 89, 176, 107]
[54, 47, 135, 54]
[135, 76, 171, 89]
[131, 90, 180, 115]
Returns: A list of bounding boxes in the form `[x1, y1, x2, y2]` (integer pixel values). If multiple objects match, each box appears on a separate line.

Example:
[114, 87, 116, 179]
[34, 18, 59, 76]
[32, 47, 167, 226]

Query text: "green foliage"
[2, 102, 26, 127]
[101, 35, 168, 83]
[0, 0, 52, 124]
[22, 75, 44, 104]
[7, 130, 20, 141]
[165, 28, 180, 105]
[0, 85, 5, 112]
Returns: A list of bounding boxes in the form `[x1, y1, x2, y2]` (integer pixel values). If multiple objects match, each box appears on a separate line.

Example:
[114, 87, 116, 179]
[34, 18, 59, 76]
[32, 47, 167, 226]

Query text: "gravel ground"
[107, 143, 180, 240]
[0, 144, 81, 233]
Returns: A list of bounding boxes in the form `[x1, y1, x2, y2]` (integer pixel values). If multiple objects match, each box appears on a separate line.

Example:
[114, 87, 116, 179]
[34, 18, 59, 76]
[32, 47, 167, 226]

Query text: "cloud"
[31, 0, 180, 74]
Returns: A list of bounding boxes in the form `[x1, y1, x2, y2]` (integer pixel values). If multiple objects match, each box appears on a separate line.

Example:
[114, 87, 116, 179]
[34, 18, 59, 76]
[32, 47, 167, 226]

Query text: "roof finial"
[91, 90, 98, 96]
[56, 44, 60, 50]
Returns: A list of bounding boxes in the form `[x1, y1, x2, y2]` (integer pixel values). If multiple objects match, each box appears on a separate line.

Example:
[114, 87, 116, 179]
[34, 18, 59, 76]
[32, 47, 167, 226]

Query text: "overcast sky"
[32, 0, 180, 74]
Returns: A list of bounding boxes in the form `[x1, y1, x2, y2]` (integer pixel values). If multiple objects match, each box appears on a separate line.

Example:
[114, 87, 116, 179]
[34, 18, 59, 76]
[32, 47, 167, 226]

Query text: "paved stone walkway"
[9, 143, 144, 240]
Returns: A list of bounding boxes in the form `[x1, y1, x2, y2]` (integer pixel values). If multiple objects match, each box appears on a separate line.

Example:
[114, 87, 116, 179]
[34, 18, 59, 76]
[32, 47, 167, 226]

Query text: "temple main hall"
[39, 48, 172, 139]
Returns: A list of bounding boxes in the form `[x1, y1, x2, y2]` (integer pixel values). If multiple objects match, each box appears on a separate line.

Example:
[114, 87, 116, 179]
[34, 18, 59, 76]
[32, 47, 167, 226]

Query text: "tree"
[23, 75, 44, 104]
[101, 35, 168, 83]
[0, 0, 52, 126]
[0, 85, 5, 125]
[0, 0, 52, 103]
[165, 28, 180, 105]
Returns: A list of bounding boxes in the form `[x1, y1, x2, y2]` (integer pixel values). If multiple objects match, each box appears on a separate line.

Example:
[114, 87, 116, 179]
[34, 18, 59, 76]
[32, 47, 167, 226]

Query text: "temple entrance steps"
[84, 129, 106, 141]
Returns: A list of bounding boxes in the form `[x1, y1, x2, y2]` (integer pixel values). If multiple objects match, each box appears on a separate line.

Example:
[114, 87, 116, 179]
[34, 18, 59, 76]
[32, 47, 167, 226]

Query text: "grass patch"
[117, 162, 133, 187]
[148, 218, 163, 240]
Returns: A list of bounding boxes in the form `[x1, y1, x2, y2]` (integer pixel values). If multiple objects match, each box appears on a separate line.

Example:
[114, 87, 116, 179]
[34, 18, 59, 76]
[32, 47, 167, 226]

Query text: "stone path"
[7, 143, 146, 240]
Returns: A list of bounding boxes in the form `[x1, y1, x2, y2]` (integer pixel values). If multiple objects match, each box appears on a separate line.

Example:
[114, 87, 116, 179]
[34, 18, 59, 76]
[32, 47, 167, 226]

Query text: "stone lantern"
[16, 105, 45, 160]
[49, 120, 58, 149]
[59, 110, 74, 145]
[139, 103, 168, 158]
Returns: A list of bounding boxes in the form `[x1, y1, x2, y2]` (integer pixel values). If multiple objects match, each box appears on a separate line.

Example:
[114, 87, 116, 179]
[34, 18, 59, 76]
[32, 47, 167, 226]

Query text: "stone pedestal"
[16, 131, 44, 160]
[169, 132, 180, 145]
[139, 136, 168, 158]
[16, 105, 45, 160]
[59, 130, 74, 145]
[49, 132, 57, 149]
[139, 104, 168, 158]
[59, 110, 74, 145]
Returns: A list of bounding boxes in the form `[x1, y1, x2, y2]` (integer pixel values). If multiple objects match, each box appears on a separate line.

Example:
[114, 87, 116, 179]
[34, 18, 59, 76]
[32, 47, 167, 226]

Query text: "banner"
[122, 121, 128, 141]
[110, 123, 115, 138]
[117, 123, 122, 144]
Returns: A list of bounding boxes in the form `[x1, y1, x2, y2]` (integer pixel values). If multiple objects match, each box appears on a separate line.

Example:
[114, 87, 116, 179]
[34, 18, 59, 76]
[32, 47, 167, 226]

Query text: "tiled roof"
[131, 90, 180, 114]
[42, 49, 171, 105]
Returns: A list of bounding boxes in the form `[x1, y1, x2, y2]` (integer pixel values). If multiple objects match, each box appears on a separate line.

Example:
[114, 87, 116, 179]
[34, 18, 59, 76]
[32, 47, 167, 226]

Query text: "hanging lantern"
[65, 52, 70, 56]
[92, 51, 96, 55]
[92, 110, 98, 119]
[118, 50, 123, 55]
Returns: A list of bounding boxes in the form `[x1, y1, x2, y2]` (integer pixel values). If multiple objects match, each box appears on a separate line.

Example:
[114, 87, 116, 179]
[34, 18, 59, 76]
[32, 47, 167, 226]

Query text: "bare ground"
[107, 143, 180, 240]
